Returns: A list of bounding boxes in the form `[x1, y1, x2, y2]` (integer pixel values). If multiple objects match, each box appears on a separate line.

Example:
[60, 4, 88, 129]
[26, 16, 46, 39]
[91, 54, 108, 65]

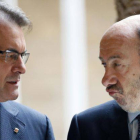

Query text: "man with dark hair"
[68, 15, 140, 140]
[0, 2, 55, 140]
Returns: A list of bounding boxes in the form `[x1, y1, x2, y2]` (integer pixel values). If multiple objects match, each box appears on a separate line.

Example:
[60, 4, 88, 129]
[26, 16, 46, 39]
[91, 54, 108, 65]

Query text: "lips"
[7, 80, 20, 85]
[106, 89, 119, 96]
[7, 81, 18, 84]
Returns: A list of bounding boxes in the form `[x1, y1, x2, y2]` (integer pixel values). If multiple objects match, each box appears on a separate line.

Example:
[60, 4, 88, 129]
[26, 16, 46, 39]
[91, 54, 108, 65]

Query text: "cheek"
[116, 64, 130, 82]
[115, 65, 134, 87]
[119, 64, 129, 74]
[0, 65, 11, 86]
[0, 73, 6, 88]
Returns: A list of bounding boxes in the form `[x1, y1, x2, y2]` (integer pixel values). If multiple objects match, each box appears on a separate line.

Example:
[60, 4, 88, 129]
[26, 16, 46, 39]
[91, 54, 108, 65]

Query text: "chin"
[11, 95, 18, 101]
[0, 90, 19, 102]
[118, 102, 140, 113]
[9, 91, 19, 101]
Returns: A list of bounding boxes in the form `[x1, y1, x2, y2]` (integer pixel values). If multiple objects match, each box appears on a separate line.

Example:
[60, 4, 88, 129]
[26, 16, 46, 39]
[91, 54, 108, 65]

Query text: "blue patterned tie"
[136, 115, 140, 140]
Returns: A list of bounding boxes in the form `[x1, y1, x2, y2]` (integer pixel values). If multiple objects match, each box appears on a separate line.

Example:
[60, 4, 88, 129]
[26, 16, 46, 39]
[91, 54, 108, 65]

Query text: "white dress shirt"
[128, 112, 140, 140]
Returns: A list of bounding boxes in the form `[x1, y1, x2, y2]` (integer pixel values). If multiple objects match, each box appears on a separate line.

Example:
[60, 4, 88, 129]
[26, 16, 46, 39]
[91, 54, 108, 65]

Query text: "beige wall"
[87, 0, 116, 107]
[19, 0, 63, 139]
[19, 0, 116, 140]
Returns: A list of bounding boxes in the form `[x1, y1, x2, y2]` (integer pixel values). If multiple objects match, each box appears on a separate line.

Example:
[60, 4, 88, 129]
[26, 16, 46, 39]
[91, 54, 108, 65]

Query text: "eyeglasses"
[0, 50, 30, 64]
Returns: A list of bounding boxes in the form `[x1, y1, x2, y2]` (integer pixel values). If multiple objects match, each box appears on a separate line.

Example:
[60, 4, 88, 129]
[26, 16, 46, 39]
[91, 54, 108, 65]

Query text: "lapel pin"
[14, 128, 19, 133]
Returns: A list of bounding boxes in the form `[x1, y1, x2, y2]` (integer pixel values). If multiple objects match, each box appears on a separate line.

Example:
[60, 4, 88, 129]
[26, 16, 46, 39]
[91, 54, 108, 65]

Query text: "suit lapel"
[0, 102, 25, 140]
[107, 104, 129, 140]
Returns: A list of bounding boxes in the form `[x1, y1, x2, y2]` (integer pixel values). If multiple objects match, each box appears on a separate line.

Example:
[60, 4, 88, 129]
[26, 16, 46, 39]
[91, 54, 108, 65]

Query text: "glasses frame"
[0, 49, 30, 64]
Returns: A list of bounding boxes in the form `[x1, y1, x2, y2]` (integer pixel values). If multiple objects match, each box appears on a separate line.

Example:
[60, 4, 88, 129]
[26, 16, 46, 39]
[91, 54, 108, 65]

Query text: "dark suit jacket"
[0, 101, 55, 140]
[68, 100, 129, 140]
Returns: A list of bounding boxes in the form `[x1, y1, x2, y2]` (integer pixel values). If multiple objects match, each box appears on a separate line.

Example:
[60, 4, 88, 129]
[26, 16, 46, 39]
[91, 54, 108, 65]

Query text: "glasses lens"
[6, 52, 18, 63]
[22, 53, 30, 64]
[0, 50, 30, 64]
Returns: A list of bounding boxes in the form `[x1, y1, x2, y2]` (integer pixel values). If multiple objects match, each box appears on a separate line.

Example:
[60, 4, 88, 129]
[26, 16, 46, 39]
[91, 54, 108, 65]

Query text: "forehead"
[99, 31, 138, 61]
[0, 21, 26, 52]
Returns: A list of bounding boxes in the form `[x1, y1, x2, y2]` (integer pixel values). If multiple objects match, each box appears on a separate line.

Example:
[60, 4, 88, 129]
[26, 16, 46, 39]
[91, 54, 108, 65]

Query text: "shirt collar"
[128, 112, 140, 124]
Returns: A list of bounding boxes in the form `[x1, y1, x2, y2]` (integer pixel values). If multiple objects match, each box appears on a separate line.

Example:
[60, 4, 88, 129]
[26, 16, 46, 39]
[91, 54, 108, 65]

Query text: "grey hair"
[0, 2, 32, 31]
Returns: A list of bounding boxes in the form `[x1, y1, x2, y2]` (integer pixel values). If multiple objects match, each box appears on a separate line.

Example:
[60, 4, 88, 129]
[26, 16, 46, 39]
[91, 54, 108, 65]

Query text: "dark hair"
[0, 2, 32, 30]
[115, 0, 140, 21]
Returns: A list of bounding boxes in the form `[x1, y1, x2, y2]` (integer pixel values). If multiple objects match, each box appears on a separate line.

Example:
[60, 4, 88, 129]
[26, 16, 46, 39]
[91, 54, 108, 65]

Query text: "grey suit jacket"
[0, 101, 55, 140]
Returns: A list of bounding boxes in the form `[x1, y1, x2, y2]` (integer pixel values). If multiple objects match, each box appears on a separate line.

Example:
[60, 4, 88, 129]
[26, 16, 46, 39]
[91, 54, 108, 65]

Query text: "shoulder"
[1, 101, 55, 140]
[76, 100, 126, 123]
[69, 100, 127, 137]
[79, 100, 122, 116]
[2, 101, 49, 123]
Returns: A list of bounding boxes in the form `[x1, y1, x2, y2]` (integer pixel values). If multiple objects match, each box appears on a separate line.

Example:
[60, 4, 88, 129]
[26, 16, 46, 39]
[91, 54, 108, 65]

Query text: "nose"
[102, 67, 118, 87]
[11, 55, 26, 74]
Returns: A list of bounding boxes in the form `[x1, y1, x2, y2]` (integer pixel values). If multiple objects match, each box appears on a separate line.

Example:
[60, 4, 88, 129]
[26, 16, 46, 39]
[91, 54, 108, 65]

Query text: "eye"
[0, 54, 5, 59]
[114, 63, 121, 67]
[7, 53, 18, 60]
[102, 63, 106, 68]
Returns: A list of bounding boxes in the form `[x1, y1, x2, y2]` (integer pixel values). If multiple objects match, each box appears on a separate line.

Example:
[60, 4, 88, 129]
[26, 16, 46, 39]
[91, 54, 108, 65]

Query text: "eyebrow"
[8, 48, 27, 53]
[99, 55, 121, 62]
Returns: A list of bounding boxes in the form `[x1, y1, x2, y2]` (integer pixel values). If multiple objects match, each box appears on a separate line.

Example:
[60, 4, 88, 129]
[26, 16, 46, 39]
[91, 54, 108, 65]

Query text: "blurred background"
[1, 0, 138, 140]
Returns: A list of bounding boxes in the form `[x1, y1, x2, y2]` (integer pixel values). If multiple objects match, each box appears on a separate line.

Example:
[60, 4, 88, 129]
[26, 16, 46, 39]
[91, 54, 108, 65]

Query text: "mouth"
[7, 80, 20, 85]
[106, 89, 120, 96]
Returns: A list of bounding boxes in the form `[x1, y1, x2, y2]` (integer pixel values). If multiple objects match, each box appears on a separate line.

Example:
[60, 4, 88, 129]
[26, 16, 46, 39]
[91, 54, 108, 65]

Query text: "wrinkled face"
[0, 21, 26, 102]
[99, 32, 140, 112]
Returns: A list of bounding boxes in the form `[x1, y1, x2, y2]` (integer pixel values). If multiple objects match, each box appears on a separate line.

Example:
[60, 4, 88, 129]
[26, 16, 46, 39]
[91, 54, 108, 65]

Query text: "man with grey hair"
[0, 2, 55, 140]
[68, 15, 140, 140]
